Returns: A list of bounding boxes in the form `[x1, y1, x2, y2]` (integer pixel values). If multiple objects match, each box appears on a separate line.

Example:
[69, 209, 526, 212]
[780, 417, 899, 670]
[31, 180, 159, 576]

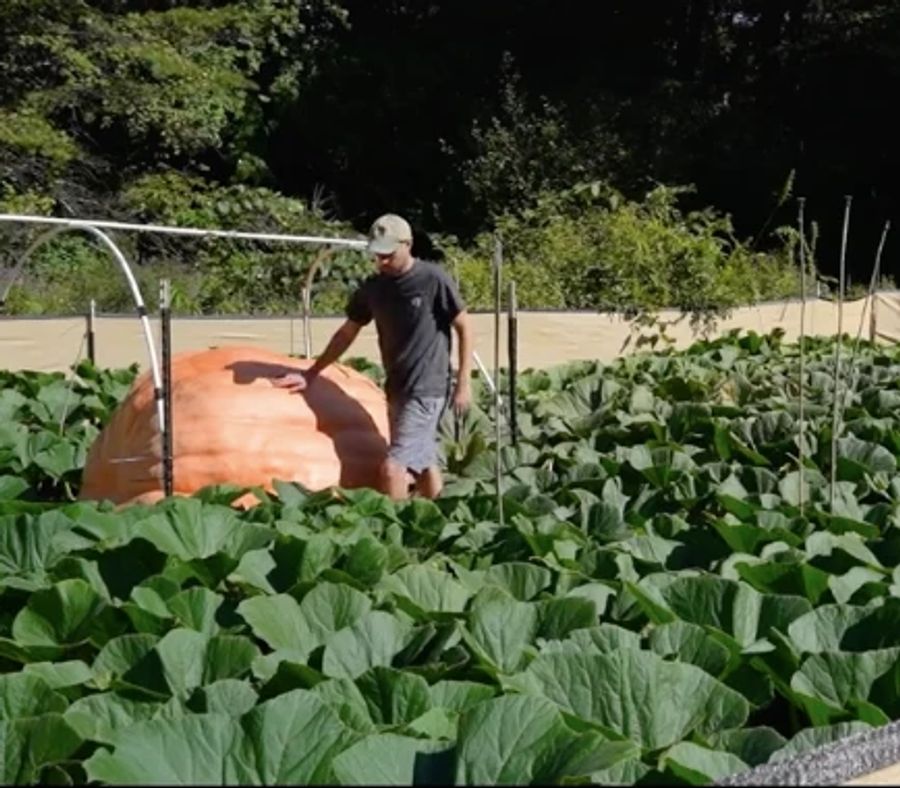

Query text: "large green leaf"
[343, 537, 390, 587]
[649, 620, 731, 677]
[791, 648, 900, 722]
[355, 667, 431, 725]
[238, 582, 372, 657]
[0, 714, 82, 784]
[83, 713, 250, 784]
[12, 578, 106, 648]
[299, 582, 374, 641]
[463, 587, 538, 674]
[455, 694, 639, 784]
[92, 633, 160, 689]
[507, 649, 750, 749]
[118, 629, 259, 698]
[64, 692, 187, 744]
[484, 562, 554, 601]
[322, 610, 413, 680]
[332, 733, 452, 785]
[769, 721, 873, 761]
[142, 498, 274, 562]
[311, 678, 375, 732]
[22, 659, 93, 689]
[405, 707, 458, 740]
[428, 680, 496, 712]
[736, 559, 831, 605]
[706, 726, 787, 767]
[0, 476, 29, 501]
[0, 512, 72, 585]
[199, 680, 259, 717]
[241, 689, 357, 783]
[238, 593, 316, 658]
[167, 587, 225, 635]
[541, 624, 642, 656]
[380, 564, 471, 616]
[0, 673, 68, 719]
[787, 602, 883, 653]
[632, 574, 811, 648]
[836, 434, 896, 480]
[660, 741, 748, 784]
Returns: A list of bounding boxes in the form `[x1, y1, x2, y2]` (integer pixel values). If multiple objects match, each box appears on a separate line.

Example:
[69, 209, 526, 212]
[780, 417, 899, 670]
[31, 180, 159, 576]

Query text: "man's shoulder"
[413, 258, 453, 282]
[355, 273, 380, 292]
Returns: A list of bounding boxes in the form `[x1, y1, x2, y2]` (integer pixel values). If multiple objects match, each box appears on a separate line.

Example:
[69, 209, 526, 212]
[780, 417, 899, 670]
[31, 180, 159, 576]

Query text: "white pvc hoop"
[0, 213, 368, 360]
[0, 213, 368, 249]
[3, 224, 166, 431]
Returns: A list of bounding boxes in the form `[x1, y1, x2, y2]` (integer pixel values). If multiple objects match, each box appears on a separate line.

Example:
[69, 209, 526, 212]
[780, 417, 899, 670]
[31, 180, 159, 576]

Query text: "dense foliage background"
[1, 1, 896, 316]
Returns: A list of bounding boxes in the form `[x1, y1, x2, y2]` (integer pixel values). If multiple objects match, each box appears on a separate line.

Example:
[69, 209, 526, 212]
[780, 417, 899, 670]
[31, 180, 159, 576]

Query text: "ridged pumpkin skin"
[80, 345, 390, 507]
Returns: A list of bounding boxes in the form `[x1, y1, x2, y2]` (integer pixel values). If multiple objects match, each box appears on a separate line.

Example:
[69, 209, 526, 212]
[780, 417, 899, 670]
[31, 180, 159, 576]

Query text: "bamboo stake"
[493, 235, 504, 528]
[852, 220, 890, 354]
[830, 195, 852, 509]
[508, 280, 519, 447]
[844, 220, 890, 413]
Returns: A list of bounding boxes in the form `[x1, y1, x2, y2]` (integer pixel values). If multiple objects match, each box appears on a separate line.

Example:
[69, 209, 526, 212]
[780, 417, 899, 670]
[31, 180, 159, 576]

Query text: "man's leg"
[383, 395, 445, 501]
[380, 396, 409, 501]
[379, 457, 411, 500]
[414, 465, 443, 499]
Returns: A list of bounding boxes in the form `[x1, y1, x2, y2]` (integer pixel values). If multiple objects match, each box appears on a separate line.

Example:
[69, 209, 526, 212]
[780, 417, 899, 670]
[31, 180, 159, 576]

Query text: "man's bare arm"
[451, 310, 473, 412]
[272, 319, 363, 391]
[309, 319, 363, 377]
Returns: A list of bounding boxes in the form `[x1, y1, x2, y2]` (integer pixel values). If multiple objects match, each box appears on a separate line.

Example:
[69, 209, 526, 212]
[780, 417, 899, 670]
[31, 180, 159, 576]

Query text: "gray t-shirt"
[346, 259, 465, 398]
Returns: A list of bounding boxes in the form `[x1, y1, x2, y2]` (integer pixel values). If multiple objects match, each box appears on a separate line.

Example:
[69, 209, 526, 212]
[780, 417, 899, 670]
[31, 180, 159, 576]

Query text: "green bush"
[444, 181, 802, 323]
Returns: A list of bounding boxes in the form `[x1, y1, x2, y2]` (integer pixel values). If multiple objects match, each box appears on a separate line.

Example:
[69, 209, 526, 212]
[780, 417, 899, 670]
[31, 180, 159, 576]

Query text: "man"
[273, 213, 473, 500]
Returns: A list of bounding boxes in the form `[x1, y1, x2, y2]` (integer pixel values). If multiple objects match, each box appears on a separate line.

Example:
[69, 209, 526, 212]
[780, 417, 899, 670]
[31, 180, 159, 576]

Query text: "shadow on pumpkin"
[224, 359, 389, 489]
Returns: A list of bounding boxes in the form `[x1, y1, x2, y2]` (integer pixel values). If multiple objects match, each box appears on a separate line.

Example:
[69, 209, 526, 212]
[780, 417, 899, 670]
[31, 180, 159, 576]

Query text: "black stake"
[508, 281, 518, 447]
[86, 298, 96, 365]
[160, 279, 174, 498]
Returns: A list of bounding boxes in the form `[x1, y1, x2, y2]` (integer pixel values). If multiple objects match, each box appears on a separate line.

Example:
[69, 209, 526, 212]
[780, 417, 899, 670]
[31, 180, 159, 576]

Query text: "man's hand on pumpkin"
[272, 371, 311, 393]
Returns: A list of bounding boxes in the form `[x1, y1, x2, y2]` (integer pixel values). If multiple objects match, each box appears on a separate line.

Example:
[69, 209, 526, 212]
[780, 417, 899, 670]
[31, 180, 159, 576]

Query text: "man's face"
[374, 241, 412, 275]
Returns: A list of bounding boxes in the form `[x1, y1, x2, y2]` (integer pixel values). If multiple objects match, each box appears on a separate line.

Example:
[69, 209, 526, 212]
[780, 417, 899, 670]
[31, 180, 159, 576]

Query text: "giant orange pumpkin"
[80, 345, 390, 507]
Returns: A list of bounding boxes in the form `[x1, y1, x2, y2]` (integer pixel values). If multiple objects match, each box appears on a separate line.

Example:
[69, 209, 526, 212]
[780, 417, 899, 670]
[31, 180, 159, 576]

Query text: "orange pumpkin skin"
[79, 345, 390, 507]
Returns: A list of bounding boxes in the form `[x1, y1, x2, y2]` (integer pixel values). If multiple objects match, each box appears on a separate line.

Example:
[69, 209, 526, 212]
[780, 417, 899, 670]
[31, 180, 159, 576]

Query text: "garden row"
[2, 331, 900, 784]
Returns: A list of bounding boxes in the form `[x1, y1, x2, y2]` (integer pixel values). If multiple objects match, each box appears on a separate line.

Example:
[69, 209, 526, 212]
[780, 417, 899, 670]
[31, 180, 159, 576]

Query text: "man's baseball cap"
[366, 213, 412, 255]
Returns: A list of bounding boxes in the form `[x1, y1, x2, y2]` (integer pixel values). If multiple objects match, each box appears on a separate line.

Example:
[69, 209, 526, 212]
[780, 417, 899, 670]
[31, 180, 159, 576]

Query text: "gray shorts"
[387, 395, 446, 474]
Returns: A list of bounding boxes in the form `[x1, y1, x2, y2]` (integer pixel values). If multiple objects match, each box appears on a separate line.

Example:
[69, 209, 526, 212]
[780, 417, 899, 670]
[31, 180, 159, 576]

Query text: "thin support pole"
[797, 197, 807, 517]
[508, 281, 518, 447]
[852, 220, 890, 354]
[493, 235, 504, 527]
[86, 298, 96, 365]
[869, 222, 888, 345]
[870, 287, 878, 344]
[843, 221, 891, 417]
[830, 195, 852, 509]
[160, 279, 174, 498]
[300, 247, 334, 359]
[454, 267, 462, 443]
[472, 351, 505, 419]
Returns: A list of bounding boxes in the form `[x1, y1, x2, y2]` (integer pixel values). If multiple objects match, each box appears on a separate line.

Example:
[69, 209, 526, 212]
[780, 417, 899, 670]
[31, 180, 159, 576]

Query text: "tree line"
[1, 1, 895, 314]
